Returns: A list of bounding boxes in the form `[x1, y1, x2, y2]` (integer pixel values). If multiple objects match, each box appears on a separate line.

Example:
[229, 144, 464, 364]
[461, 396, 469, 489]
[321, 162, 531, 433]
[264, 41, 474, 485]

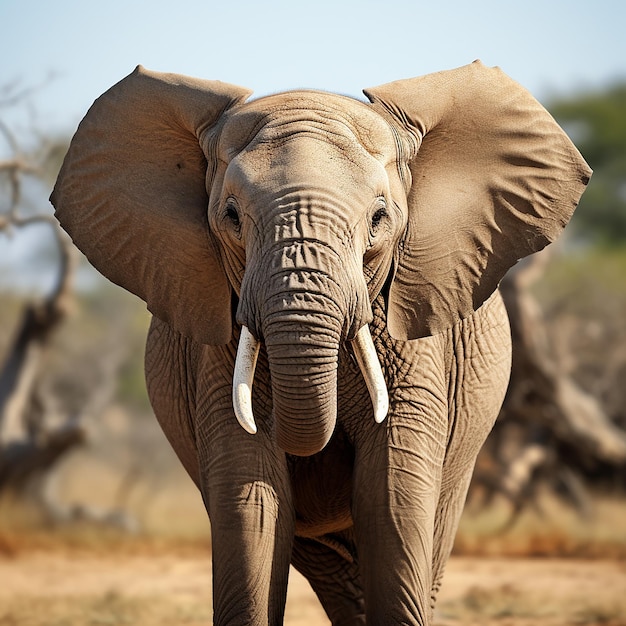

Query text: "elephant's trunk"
[263, 307, 342, 456]
[233, 320, 388, 456]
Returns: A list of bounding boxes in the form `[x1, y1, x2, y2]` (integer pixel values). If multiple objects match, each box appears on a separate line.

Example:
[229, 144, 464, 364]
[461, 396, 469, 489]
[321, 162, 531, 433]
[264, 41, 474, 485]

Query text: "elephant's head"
[51, 62, 590, 456]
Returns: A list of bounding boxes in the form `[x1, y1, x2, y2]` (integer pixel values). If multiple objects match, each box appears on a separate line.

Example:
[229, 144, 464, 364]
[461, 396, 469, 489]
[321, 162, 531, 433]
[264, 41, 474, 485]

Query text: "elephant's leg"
[429, 471, 473, 610]
[196, 378, 295, 626]
[291, 533, 364, 626]
[430, 293, 512, 608]
[352, 389, 448, 625]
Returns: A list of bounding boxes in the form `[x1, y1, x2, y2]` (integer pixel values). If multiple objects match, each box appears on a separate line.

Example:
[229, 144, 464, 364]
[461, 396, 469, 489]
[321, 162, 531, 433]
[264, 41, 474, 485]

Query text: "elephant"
[50, 60, 590, 625]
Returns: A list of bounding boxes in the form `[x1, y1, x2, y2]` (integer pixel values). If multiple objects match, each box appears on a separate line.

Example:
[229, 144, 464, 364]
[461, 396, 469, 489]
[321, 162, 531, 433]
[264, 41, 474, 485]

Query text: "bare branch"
[0, 72, 59, 109]
[0, 106, 77, 444]
[472, 247, 626, 523]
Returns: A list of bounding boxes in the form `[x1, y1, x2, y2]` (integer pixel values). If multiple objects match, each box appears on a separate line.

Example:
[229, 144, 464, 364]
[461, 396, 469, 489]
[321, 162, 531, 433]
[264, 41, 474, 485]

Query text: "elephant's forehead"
[220, 91, 397, 159]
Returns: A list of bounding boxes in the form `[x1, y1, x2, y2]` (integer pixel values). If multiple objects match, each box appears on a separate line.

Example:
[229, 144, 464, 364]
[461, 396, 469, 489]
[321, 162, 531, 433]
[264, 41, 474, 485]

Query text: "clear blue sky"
[1, 0, 625, 135]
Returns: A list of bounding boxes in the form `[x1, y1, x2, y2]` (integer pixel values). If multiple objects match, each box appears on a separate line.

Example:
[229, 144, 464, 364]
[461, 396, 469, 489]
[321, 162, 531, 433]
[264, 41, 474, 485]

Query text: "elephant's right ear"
[365, 61, 591, 341]
[51, 66, 251, 345]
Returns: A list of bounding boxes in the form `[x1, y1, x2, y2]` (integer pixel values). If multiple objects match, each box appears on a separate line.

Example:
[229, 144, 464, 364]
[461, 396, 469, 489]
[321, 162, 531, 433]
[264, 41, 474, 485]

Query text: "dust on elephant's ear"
[364, 60, 591, 341]
[51, 65, 252, 345]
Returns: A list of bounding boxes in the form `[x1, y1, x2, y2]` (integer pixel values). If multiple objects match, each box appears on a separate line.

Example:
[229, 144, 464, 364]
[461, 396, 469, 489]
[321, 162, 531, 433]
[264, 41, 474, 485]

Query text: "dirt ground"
[1, 552, 625, 625]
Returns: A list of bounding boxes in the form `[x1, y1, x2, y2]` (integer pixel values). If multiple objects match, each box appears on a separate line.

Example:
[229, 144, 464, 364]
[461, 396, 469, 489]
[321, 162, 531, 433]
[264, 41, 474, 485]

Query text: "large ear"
[51, 66, 251, 344]
[364, 60, 591, 340]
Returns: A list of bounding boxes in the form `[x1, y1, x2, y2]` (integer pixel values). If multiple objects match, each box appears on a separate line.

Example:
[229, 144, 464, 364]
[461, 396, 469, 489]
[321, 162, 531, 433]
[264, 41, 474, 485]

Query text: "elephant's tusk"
[352, 325, 389, 423]
[233, 325, 260, 434]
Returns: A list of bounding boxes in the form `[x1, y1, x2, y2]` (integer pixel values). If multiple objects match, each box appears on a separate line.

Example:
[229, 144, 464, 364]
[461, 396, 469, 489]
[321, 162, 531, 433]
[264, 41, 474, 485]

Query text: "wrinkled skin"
[145, 293, 510, 624]
[51, 62, 591, 625]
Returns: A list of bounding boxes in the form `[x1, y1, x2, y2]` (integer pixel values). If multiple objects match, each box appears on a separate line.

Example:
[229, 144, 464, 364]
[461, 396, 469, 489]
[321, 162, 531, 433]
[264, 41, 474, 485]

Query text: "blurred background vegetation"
[1, 80, 625, 557]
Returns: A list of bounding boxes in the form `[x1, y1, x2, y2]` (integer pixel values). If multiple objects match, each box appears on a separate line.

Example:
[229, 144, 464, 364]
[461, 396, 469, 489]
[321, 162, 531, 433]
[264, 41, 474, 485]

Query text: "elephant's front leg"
[352, 379, 447, 625]
[196, 381, 295, 626]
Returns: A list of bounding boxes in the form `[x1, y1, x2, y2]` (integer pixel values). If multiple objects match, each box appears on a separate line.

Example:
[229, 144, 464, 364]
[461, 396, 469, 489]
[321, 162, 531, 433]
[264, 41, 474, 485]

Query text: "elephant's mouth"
[232, 324, 388, 441]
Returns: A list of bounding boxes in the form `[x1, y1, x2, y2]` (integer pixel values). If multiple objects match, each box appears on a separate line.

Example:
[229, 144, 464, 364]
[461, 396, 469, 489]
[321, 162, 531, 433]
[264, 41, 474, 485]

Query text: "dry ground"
[1, 551, 625, 626]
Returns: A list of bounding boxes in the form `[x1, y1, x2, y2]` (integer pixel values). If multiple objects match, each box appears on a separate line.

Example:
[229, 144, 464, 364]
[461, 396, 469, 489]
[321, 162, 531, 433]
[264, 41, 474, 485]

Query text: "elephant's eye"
[225, 204, 240, 225]
[224, 200, 241, 233]
[370, 200, 388, 235]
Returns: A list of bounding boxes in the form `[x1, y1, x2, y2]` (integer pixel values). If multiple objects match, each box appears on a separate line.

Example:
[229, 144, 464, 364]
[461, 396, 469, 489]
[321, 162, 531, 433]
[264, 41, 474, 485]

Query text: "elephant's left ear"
[51, 66, 252, 345]
[364, 60, 591, 340]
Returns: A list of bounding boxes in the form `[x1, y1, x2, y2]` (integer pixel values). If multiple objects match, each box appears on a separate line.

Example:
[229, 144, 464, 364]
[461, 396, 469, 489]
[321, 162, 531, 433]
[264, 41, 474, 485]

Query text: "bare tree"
[0, 107, 81, 491]
[0, 99, 137, 530]
[473, 248, 626, 526]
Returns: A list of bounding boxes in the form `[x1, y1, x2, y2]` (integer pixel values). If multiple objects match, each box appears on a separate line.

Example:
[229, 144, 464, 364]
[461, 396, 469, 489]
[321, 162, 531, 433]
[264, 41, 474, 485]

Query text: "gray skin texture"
[51, 62, 591, 625]
[145, 294, 510, 625]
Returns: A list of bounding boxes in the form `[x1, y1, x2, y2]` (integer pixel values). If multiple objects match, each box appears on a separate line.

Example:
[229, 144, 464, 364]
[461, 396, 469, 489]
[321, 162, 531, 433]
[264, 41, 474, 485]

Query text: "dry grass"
[0, 593, 212, 626]
[434, 555, 626, 625]
[454, 494, 626, 559]
[0, 494, 211, 558]
[2, 490, 626, 563]
[438, 580, 626, 626]
[0, 527, 210, 559]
